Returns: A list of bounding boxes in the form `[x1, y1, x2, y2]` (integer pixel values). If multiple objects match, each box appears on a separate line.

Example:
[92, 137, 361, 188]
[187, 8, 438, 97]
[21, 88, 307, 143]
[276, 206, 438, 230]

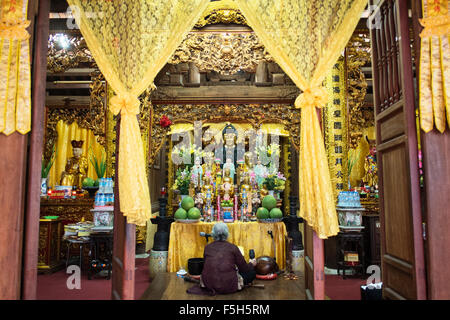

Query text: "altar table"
[167, 221, 287, 272]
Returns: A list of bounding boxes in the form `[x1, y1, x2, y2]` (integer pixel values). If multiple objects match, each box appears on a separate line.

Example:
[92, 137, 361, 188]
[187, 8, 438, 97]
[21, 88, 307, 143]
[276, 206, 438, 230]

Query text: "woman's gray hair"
[212, 222, 229, 241]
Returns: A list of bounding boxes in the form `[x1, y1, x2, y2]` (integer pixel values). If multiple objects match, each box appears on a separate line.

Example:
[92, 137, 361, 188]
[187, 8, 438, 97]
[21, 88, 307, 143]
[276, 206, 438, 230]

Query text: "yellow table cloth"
[167, 221, 287, 272]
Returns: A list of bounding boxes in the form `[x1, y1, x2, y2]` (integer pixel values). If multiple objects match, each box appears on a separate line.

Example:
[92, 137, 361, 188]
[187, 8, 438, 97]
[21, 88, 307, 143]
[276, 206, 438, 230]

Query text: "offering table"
[167, 221, 287, 272]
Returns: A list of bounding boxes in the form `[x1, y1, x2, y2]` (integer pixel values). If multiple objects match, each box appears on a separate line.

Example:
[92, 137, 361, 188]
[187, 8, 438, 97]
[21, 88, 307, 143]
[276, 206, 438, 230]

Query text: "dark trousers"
[239, 269, 256, 285]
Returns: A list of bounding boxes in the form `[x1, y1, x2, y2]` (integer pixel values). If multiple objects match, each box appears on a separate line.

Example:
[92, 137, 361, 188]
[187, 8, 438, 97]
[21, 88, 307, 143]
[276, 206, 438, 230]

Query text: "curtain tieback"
[110, 93, 141, 116]
[294, 86, 328, 109]
[0, 20, 30, 40]
[419, 15, 450, 38]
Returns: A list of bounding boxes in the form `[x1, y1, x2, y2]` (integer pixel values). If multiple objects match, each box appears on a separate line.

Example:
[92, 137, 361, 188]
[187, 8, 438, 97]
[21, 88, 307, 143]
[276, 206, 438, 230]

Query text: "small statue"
[223, 158, 235, 183]
[220, 168, 234, 201]
[363, 146, 378, 190]
[260, 183, 269, 198]
[202, 152, 215, 178]
[60, 140, 88, 190]
[240, 176, 253, 221]
[191, 156, 203, 189]
[253, 159, 268, 187]
[244, 152, 254, 172]
[201, 175, 214, 221]
[236, 159, 245, 184]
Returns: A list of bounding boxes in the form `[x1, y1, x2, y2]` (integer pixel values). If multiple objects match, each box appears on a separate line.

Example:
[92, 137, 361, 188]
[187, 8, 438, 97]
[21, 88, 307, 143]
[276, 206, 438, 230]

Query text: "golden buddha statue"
[362, 146, 378, 189]
[202, 152, 215, 177]
[244, 152, 254, 172]
[260, 183, 269, 198]
[201, 174, 214, 220]
[220, 167, 234, 200]
[240, 176, 253, 216]
[60, 140, 88, 190]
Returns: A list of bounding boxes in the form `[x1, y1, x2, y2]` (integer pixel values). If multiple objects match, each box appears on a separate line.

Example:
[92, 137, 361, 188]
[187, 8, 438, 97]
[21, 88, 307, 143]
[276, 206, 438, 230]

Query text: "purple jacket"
[201, 240, 254, 294]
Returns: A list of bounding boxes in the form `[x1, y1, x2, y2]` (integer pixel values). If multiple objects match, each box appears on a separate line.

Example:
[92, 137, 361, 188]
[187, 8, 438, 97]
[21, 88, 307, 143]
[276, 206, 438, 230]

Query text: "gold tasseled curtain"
[234, 0, 368, 238]
[0, 0, 31, 135]
[66, 0, 210, 226]
[48, 120, 104, 189]
[419, 0, 450, 133]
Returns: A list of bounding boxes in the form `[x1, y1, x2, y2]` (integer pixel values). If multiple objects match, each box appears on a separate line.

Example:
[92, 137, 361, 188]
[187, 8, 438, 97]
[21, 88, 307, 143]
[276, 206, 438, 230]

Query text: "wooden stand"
[336, 230, 365, 279]
[38, 219, 64, 273]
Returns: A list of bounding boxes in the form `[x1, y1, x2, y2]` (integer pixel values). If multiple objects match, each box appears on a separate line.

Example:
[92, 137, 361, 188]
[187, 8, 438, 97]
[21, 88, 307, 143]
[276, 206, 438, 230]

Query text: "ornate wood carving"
[194, 1, 247, 28]
[346, 33, 374, 149]
[169, 32, 272, 75]
[47, 34, 94, 73]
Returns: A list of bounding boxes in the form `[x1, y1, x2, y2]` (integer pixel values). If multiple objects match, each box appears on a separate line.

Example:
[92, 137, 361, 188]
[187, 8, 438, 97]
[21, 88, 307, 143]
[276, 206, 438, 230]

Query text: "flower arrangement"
[172, 143, 203, 167]
[263, 172, 286, 191]
[172, 167, 191, 195]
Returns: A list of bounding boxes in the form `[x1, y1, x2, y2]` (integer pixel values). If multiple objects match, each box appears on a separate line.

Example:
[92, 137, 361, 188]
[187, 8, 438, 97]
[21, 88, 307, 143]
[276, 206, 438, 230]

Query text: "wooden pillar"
[0, 0, 38, 300]
[111, 117, 136, 300]
[22, 0, 51, 300]
[411, 0, 450, 300]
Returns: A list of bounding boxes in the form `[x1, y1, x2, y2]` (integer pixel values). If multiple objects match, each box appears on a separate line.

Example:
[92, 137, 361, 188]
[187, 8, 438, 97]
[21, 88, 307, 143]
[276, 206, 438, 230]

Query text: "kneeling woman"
[188, 222, 256, 295]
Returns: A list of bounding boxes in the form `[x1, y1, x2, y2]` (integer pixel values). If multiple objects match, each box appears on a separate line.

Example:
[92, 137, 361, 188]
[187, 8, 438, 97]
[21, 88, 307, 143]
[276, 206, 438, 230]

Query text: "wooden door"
[111, 116, 136, 300]
[369, 0, 426, 299]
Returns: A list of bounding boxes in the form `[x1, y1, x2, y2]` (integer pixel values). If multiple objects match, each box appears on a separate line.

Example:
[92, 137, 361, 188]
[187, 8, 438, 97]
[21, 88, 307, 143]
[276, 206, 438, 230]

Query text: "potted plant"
[83, 147, 106, 197]
[41, 145, 56, 196]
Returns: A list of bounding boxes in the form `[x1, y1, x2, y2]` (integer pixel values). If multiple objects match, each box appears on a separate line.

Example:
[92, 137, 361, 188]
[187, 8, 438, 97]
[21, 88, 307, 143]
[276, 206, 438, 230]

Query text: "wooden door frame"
[369, 0, 426, 299]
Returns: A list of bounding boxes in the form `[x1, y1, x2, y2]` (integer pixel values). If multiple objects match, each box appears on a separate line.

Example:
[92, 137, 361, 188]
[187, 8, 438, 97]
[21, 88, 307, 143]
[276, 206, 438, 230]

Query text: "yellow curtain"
[419, 0, 450, 133]
[234, 0, 367, 238]
[67, 0, 210, 226]
[48, 120, 104, 189]
[0, 0, 31, 135]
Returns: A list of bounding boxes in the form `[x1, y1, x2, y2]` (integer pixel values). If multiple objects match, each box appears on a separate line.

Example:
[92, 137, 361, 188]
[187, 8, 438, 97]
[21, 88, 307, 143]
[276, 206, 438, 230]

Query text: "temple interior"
[0, 0, 449, 303]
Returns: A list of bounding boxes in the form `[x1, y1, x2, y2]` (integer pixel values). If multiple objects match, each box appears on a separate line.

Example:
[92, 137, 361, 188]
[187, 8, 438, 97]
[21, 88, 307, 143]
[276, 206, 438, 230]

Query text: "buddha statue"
[240, 176, 253, 220]
[201, 174, 215, 221]
[202, 152, 215, 178]
[260, 183, 269, 198]
[220, 167, 234, 201]
[60, 140, 88, 190]
[363, 146, 378, 190]
[223, 158, 235, 183]
[254, 159, 268, 187]
[244, 152, 254, 172]
[191, 156, 203, 189]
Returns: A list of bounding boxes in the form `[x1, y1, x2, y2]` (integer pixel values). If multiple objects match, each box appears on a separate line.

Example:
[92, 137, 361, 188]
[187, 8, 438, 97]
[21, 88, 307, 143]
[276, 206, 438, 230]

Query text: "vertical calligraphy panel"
[324, 57, 348, 201]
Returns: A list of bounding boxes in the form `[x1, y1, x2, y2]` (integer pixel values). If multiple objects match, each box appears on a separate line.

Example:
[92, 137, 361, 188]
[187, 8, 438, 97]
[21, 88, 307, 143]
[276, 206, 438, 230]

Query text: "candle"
[216, 195, 220, 221]
[234, 194, 238, 221]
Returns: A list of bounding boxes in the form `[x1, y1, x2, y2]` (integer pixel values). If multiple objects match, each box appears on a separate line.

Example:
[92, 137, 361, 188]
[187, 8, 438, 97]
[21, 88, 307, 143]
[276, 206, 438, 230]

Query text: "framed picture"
[153, 149, 161, 169]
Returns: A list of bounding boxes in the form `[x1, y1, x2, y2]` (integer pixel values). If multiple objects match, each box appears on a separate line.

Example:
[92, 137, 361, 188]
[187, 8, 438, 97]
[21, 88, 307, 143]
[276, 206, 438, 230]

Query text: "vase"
[268, 190, 275, 197]
[40, 178, 48, 196]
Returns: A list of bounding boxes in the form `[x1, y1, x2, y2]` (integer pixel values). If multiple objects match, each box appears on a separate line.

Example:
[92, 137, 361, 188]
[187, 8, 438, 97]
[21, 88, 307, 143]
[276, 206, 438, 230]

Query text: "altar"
[167, 221, 287, 273]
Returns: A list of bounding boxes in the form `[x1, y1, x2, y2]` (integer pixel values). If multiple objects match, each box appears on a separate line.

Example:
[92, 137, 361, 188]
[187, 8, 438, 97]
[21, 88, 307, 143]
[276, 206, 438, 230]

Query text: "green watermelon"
[269, 208, 283, 219]
[82, 177, 95, 187]
[181, 196, 195, 211]
[262, 195, 277, 210]
[174, 208, 187, 220]
[256, 207, 270, 219]
[187, 207, 201, 220]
